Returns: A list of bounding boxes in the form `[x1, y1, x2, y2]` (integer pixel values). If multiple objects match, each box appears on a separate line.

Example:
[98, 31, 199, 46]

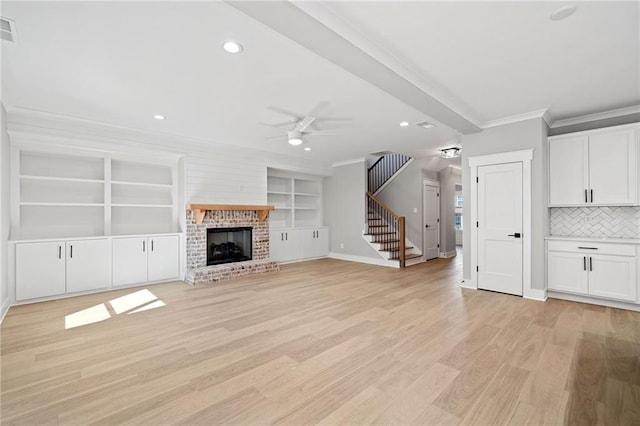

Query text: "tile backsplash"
[550, 207, 640, 239]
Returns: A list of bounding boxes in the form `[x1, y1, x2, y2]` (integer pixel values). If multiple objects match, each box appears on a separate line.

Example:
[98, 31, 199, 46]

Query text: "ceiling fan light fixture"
[441, 147, 461, 159]
[288, 131, 303, 146]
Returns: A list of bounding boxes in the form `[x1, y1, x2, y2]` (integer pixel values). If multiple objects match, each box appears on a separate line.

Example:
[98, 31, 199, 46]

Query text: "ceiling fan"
[260, 105, 349, 146]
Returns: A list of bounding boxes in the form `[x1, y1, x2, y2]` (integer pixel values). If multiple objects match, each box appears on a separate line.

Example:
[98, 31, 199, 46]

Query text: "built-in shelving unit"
[13, 150, 178, 239]
[267, 169, 323, 229]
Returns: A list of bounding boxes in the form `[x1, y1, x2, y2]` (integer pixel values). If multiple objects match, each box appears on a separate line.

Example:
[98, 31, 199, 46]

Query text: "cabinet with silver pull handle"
[269, 227, 329, 262]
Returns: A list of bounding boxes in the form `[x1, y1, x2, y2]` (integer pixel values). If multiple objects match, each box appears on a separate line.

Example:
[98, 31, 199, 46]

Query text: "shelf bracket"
[257, 210, 270, 222]
[194, 209, 206, 224]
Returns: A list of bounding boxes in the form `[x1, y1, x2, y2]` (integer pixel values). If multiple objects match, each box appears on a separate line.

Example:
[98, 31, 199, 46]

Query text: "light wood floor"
[2, 255, 640, 425]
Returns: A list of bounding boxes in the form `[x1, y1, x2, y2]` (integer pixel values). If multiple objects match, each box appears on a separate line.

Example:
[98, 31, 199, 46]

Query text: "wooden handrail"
[366, 192, 406, 268]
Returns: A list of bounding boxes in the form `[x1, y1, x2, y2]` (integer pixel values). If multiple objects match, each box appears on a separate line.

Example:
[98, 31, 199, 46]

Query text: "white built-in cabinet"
[269, 227, 328, 262]
[113, 235, 180, 286]
[16, 238, 110, 300]
[267, 168, 328, 262]
[547, 239, 638, 303]
[11, 148, 182, 302]
[548, 124, 639, 206]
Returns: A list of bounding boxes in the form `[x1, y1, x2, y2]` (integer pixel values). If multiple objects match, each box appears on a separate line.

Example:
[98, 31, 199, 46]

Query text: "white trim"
[550, 105, 640, 129]
[423, 178, 440, 261]
[482, 109, 549, 129]
[331, 158, 365, 168]
[0, 300, 10, 324]
[460, 279, 476, 290]
[373, 158, 414, 196]
[548, 122, 640, 141]
[524, 288, 547, 302]
[548, 291, 640, 312]
[439, 250, 457, 258]
[469, 149, 533, 299]
[328, 252, 399, 268]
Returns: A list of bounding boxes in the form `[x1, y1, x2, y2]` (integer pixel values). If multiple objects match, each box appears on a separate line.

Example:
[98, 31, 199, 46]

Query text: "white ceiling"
[1, 1, 638, 167]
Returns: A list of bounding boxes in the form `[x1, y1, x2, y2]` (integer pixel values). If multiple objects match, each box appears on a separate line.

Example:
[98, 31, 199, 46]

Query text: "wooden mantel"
[186, 204, 275, 224]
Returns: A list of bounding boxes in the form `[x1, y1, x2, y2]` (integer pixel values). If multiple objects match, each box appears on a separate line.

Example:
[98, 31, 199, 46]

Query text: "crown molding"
[331, 158, 365, 168]
[482, 109, 550, 129]
[550, 105, 640, 129]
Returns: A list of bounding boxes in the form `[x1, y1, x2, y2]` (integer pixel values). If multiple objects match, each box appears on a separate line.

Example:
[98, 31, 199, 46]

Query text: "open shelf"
[267, 168, 324, 229]
[111, 180, 172, 188]
[20, 175, 104, 184]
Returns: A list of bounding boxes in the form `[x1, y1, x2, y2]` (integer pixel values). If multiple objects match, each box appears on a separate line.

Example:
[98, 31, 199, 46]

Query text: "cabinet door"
[549, 136, 589, 206]
[588, 254, 637, 302]
[16, 242, 66, 300]
[113, 237, 148, 286]
[282, 229, 301, 261]
[269, 230, 285, 261]
[313, 228, 329, 258]
[547, 251, 588, 295]
[298, 229, 316, 259]
[589, 130, 637, 205]
[148, 235, 179, 282]
[66, 239, 110, 293]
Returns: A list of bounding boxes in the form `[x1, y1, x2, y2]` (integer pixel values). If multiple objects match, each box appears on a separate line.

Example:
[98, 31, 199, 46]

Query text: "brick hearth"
[185, 209, 279, 284]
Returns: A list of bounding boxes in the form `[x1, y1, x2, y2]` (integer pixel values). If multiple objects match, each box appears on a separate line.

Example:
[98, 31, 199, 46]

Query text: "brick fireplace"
[185, 205, 279, 284]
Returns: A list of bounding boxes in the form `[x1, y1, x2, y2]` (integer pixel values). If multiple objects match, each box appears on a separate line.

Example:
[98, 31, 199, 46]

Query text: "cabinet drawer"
[547, 240, 636, 256]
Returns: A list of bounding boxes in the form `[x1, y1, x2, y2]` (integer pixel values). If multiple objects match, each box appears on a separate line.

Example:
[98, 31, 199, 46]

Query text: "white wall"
[461, 117, 548, 289]
[1, 104, 10, 320]
[323, 161, 380, 259]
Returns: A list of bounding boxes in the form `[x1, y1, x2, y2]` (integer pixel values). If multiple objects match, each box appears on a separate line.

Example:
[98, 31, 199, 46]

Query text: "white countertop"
[546, 236, 640, 245]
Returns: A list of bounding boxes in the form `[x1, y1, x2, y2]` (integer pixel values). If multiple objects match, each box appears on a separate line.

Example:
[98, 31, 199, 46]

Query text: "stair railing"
[366, 192, 406, 268]
[368, 153, 412, 194]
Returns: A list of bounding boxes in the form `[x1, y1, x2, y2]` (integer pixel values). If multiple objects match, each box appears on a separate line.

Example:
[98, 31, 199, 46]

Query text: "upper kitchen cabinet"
[549, 124, 639, 206]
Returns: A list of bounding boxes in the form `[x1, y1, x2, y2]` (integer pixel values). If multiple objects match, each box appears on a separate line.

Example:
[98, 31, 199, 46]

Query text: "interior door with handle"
[478, 162, 523, 296]
[423, 182, 440, 260]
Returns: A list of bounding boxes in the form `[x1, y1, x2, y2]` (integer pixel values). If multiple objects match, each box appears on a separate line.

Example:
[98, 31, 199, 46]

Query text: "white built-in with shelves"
[10, 148, 182, 302]
[267, 168, 328, 262]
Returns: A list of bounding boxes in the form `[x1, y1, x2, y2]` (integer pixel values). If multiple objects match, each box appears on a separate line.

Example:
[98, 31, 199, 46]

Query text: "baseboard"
[460, 279, 476, 290]
[0, 299, 10, 324]
[524, 288, 547, 302]
[439, 250, 457, 259]
[328, 252, 399, 268]
[548, 291, 640, 312]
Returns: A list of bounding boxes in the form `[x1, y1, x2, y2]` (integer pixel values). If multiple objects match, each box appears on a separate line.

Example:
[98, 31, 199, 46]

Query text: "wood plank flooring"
[2, 255, 640, 425]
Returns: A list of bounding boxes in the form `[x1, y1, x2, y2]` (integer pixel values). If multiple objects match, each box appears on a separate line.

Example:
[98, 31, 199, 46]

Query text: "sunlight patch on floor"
[65, 303, 111, 329]
[128, 299, 166, 314]
[109, 289, 158, 314]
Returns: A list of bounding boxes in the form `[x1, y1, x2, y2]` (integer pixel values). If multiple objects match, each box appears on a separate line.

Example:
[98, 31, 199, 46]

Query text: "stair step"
[367, 225, 390, 228]
[381, 246, 414, 253]
[365, 232, 396, 237]
[389, 253, 423, 261]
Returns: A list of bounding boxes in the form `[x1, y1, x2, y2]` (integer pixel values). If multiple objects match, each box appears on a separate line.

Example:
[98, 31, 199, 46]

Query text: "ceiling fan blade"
[304, 130, 337, 135]
[266, 105, 302, 120]
[258, 121, 294, 130]
[264, 135, 284, 140]
[314, 116, 352, 122]
[309, 100, 330, 117]
[295, 116, 316, 132]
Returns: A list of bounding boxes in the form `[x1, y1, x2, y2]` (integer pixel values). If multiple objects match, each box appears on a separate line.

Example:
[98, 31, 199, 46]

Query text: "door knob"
[425, 224, 430, 228]
[507, 233, 521, 238]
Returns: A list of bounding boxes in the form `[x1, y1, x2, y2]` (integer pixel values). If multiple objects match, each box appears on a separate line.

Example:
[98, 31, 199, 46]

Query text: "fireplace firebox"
[207, 227, 252, 266]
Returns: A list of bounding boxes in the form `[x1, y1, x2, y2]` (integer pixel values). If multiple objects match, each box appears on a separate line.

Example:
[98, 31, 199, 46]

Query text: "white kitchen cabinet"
[16, 238, 109, 300]
[547, 239, 638, 303]
[113, 235, 179, 286]
[549, 125, 638, 206]
[66, 239, 110, 293]
[298, 227, 329, 259]
[16, 241, 66, 300]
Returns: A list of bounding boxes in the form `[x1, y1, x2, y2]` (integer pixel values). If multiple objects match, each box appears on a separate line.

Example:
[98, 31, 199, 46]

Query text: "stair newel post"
[399, 216, 406, 268]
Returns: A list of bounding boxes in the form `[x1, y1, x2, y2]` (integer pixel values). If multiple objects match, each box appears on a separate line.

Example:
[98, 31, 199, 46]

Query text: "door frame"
[469, 149, 535, 299]
[422, 179, 440, 260]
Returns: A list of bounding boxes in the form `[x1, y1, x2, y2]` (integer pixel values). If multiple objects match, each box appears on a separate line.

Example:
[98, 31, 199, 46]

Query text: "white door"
[589, 130, 637, 205]
[478, 162, 523, 296]
[547, 251, 589, 295]
[16, 241, 66, 300]
[548, 136, 589, 206]
[423, 183, 439, 260]
[148, 235, 180, 282]
[113, 237, 148, 286]
[588, 254, 637, 301]
[66, 239, 110, 293]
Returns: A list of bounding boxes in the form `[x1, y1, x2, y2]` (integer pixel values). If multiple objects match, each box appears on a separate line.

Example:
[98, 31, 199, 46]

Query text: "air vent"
[0, 17, 17, 42]
[416, 121, 435, 129]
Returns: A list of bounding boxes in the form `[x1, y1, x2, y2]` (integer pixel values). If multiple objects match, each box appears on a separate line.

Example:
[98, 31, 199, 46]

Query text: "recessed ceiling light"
[223, 41, 243, 54]
[416, 121, 435, 129]
[550, 5, 577, 21]
[153, 115, 165, 120]
[304, 147, 311, 151]
[399, 121, 409, 127]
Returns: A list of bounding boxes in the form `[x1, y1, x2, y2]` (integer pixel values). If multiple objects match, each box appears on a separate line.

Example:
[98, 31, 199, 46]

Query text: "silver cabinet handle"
[583, 256, 586, 271]
[589, 257, 593, 271]
[590, 189, 593, 203]
[585, 189, 588, 203]
[578, 247, 598, 250]
[151, 240, 154, 252]
[70, 245, 73, 259]
[143, 240, 146, 252]
[58, 245, 62, 259]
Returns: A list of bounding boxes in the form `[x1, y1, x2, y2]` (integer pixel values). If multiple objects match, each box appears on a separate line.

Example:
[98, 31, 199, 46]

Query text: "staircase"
[363, 153, 423, 268]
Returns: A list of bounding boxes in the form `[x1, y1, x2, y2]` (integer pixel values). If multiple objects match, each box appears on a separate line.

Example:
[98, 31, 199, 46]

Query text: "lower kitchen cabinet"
[113, 235, 180, 286]
[16, 238, 110, 300]
[547, 239, 638, 303]
[270, 227, 328, 262]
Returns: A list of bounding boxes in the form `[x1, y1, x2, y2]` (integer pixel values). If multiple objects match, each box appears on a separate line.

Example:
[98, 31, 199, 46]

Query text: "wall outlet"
[584, 215, 591, 225]
[340, 243, 344, 249]
[413, 207, 418, 213]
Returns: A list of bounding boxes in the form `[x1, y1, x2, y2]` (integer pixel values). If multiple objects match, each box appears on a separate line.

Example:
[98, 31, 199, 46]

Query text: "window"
[455, 214, 463, 230]
[455, 195, 463, 208]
